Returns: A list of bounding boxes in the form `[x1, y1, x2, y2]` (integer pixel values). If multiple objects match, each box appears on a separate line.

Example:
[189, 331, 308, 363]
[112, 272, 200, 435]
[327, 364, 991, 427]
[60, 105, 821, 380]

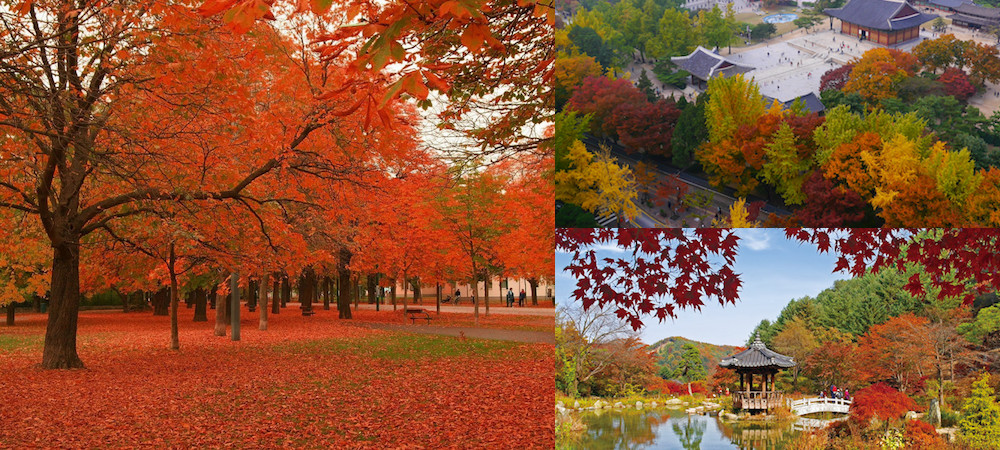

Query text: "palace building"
[948, 3, 1000, 30]
[825, 0, 938, 46]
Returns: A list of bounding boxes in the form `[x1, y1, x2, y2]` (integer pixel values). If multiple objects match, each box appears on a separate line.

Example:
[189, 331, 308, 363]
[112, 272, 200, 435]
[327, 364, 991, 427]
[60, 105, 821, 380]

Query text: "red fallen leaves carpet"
[0, 308, 555, 448]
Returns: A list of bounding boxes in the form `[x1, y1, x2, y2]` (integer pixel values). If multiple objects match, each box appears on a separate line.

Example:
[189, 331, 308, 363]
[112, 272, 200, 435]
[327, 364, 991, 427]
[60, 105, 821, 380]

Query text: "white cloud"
[738, 229, 772, 251]
[590, 243, 626, 253]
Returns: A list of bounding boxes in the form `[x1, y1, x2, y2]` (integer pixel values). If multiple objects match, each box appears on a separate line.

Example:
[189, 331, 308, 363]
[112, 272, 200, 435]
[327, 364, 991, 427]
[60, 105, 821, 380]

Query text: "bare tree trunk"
[193, 287, 208, 322]
[259, 273, 270, 330]
[323, 277, 331, 310]
[230, 273, 240, 341]
[300, 269, 315, 315]
[214, 283, 227, 337]
[152, 287, 169, 316]
[529, 278, 539, 306]
[354, 277, 360, 311]
[272, 277, 280, 314]
[337, 247, 353, 319]
[367, 275, 377, 305]
[168, 242, 180, 350]
[402, 273, 408, 311]
[391, 284, 397, 311]
[42, 244, 85, 369]
[484, 273, 490, 317]
[281, 275, 290, 308]
[6, 302, 14, 326]
[436, 283, 441, 315]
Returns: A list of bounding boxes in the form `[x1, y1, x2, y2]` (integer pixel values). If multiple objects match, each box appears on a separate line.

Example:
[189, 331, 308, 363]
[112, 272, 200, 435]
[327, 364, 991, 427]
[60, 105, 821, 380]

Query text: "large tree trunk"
[6, 302, 14, 326]
[230, 273, 240, 341]
[412, 279, 422, 305]
[402, 273, 409, 311]
[247, 279, 257, 312]
[259, 273, 269, 330]
[436, 283, 441, 315]
[391, 284, 397, 311]
[193, 287, 208, 322]
[42, 244, 84, 369]
[32, 295, 41, 313]
[169, 243, 180, 350]
[367, 275, 377, 305]
[337, 248, 353, 319]
[529, 278, 539, 306]
[214, 284, 227, 336]
[152, 287, 169, 316]
[272, 277, 280, 314]
[472, 262, 480, 325]
[300, 268, 315, 315]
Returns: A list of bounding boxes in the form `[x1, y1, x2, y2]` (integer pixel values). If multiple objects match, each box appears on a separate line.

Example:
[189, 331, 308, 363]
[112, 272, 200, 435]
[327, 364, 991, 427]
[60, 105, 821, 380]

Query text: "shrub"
[905, 419, 946, 449]
[851, 383, 918, 425]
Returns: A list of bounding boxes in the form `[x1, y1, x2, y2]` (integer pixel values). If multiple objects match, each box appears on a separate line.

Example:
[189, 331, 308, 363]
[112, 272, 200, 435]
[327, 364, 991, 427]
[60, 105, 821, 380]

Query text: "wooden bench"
[405, 308, 432, 324]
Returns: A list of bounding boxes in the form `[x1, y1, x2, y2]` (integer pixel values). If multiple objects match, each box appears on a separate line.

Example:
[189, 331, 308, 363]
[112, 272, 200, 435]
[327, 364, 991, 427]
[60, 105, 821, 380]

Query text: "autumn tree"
[614, 100, 681, 157]
[566, 76, 647, 137]
[843, 48, 917, 104]
[555, 54, 605, 110]
[819, 64, 853, 92]
[555, 142, 640, 223]
[771, 317, 818, 389]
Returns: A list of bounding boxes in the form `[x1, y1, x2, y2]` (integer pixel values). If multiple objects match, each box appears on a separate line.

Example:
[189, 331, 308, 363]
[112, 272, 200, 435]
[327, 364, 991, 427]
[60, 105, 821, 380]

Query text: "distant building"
[825, 0, 937, 45]
[670, 46, 754, 89]
[928, 0, 973, 12]
[684, 0, 733, 11]
[948, 3, 1000, 30]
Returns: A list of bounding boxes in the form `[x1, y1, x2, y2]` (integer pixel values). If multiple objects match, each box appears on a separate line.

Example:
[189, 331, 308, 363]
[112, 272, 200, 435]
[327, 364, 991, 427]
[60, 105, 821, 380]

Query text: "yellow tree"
[555, 141, 639, 222]
[705, 74, 766, 143]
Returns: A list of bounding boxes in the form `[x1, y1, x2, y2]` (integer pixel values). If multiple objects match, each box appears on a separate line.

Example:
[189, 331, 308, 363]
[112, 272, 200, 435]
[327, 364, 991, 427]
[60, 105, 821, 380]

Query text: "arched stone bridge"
[787, 397, 852, 430]
[788, 397, 852, 416]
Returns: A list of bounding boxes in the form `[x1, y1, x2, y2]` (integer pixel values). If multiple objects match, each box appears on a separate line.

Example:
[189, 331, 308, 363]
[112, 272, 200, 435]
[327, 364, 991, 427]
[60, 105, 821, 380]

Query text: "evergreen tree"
[637, 69, 658, 103]
[960, 373, 1000, 448]
[673, 343, 708, 396]
[671, 94, 708, 169]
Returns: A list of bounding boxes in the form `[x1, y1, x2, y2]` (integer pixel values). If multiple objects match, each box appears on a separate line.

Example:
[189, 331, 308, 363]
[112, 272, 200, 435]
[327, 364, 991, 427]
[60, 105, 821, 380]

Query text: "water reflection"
[567, 409, 804, 449]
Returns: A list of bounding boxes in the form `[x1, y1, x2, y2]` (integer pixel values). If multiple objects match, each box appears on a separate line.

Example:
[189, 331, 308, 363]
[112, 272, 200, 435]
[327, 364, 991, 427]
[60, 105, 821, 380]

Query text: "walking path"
[353, 303, 554, 317]
[359, 323, 555, 344]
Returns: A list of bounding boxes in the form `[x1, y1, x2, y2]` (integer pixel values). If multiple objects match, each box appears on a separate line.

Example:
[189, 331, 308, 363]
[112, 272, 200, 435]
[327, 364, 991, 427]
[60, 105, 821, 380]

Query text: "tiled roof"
[954, 2, 1000, 18]
[719, 337, 797, 369]
[670, 46, 754, 81]
[929, 0, 972, 9]
[826, 0, 938, 31]
[784, 92, 826, 113]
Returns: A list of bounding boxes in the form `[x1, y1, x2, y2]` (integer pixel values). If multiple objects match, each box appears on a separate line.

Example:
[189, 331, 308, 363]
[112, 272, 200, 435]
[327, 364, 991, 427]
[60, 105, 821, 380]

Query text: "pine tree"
[960, 373, 1000, 448]
[637, 69, 658, 103]
[673, 343, 708, 396]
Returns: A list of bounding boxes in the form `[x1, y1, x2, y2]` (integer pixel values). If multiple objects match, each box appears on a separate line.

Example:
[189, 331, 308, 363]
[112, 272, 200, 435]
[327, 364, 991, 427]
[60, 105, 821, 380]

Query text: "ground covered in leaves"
[0, 308, 554, 448]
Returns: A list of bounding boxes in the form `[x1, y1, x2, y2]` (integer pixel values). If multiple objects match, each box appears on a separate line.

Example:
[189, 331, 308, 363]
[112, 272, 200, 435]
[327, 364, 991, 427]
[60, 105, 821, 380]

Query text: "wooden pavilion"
[825, 0, 937, 46]
[719, 336, 796, 411]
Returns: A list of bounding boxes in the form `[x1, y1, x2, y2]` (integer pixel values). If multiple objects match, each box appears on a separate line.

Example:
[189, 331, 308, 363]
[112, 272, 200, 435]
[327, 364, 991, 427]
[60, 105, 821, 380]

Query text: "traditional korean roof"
[953, 2, 1000, 18]
[785, 92, 826, 114]
[719, 337, 797, 369]
[929, 0, 972, 10]
[670, 46, 754, 82]
[825, 0, 938, 31]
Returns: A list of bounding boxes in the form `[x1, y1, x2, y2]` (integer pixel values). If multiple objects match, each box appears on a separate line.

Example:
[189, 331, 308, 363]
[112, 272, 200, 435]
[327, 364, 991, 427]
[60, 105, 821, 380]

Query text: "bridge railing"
[788, 397, 853, 409]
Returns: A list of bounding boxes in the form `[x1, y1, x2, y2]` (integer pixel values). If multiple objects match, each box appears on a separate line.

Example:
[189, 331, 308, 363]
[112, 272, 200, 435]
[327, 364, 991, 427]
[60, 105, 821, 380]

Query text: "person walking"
[506, 288, 515, 307]
[519, 289, 526, 307]
[455, 288, 461, 305]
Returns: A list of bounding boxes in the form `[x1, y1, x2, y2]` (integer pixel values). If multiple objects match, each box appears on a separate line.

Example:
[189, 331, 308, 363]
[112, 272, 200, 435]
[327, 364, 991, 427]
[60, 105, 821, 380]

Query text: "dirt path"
[359, 323, 555, 344]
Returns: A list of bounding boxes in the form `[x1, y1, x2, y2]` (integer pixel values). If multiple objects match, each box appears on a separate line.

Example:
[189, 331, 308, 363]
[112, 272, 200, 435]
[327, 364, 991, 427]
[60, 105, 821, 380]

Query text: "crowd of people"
[821, 384, 851, 401]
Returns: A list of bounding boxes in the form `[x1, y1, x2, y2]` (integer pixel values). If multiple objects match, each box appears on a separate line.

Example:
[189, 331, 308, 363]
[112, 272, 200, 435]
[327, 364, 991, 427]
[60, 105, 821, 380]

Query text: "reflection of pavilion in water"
[717, 419, 798, 449]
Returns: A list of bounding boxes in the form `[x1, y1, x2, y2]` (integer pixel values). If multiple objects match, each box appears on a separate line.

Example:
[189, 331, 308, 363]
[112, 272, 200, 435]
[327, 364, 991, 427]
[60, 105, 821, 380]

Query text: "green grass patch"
[275, 334, 520, 361]
[0, 333, 43, 352]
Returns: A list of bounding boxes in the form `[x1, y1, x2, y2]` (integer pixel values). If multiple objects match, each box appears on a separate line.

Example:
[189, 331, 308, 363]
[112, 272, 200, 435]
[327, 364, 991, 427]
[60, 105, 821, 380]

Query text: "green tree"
[637, 69, 658, 103]
[957, 304, 1000, 345]
[671, 95, 709, 169]
[697, 5, 733, 52]
[959, 373, 1000, 448]
[649, 8, 696, 59]
[750, 23, 776, 41]
[568, 25, 616, 69]
[555, 111, 593, 173]
[673, 343, 708, 395]
[761, 122, 812, 205]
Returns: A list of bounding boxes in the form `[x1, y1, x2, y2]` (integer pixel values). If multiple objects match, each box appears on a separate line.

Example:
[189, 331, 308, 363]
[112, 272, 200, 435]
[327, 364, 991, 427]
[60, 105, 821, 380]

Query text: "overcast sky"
[555, 229, 849, 347]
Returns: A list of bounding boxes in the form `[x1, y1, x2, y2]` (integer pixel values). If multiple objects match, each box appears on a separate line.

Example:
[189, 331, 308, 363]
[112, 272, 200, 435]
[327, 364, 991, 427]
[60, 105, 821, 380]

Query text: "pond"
[763, 13, 798, 24]
[560, 409, 805, 449]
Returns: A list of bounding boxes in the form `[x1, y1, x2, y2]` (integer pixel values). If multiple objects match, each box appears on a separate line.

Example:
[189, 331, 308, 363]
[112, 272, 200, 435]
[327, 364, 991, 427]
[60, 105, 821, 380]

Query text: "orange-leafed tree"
[0, 3, 419, 368]
[843, 48, 917, 104]
[856, 313, 935, 392]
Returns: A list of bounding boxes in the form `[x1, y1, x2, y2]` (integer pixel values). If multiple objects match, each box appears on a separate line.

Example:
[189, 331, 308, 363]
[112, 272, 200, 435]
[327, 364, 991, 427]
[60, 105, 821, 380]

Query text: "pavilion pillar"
[739, 372, 744, 391]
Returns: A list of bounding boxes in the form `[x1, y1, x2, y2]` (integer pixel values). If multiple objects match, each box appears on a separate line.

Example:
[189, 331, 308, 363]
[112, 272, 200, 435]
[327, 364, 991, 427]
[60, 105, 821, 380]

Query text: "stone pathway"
[358, 323, 555, 344]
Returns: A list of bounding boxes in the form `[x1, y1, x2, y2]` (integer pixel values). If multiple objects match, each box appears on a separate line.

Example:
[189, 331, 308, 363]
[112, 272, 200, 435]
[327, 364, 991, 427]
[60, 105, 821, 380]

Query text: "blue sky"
[555, 229, 849, 347]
